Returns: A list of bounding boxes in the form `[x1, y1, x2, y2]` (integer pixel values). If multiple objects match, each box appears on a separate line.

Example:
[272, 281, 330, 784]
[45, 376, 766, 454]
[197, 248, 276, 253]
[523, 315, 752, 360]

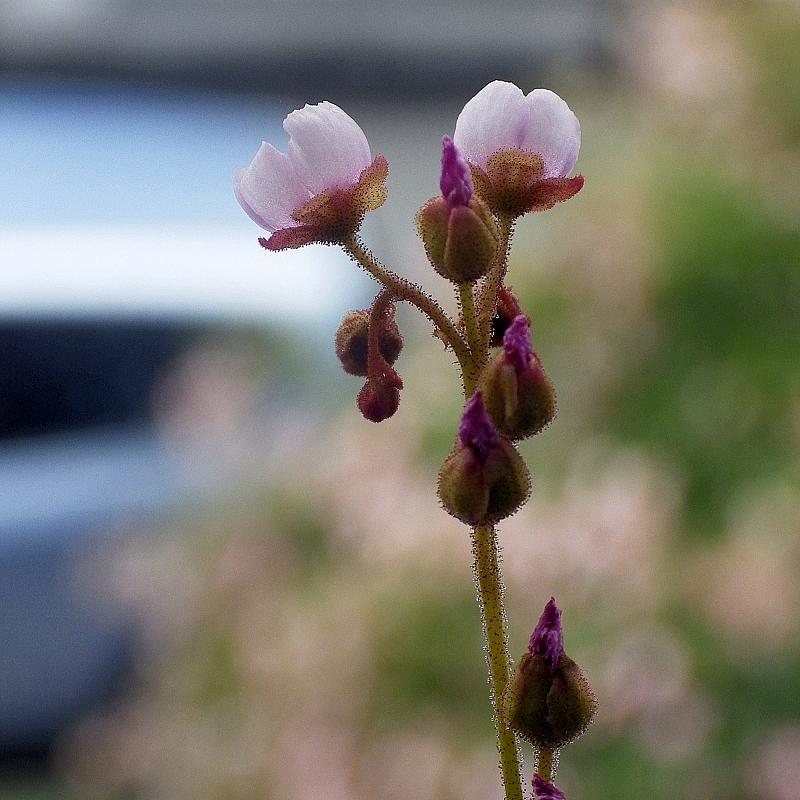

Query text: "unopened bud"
[481, 315, 556, 440]
[501, 598, 597, 749]
[437, 392, 530, 526]
[533, 776, 566, 800]
[357, 372, 401, 422]
[335, 308, 403, 376]
[416, 138, 498, 283]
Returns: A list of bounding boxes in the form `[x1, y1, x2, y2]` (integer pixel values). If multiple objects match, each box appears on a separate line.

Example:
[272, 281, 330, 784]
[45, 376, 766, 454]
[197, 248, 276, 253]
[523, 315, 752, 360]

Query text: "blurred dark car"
[0, 318, 211, 753]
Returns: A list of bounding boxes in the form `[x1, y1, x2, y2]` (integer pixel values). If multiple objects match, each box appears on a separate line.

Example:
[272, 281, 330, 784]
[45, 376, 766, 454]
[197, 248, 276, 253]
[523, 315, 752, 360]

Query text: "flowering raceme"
[234, 101, 388, 250]
[453, 80, 584, 217]
[234, 81, 595, 800]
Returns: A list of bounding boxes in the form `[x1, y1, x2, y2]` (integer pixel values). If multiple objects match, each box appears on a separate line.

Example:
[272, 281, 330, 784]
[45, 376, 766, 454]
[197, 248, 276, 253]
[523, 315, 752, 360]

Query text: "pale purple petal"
[459, 392, 500, 462]
[522, 89, 581, 178]
[440, 135, 473, 208]
[285, 101, 372, 195]
[453, 80, 529, 170]
[234, 142, 310, 231]
[528, 597, 564, 672]
[503, 314, 534, 374]
[533, 775, 566, 800]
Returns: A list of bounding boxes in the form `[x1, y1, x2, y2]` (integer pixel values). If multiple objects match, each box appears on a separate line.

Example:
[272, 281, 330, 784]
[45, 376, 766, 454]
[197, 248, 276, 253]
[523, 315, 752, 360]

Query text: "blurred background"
[1, 1, 799, 798]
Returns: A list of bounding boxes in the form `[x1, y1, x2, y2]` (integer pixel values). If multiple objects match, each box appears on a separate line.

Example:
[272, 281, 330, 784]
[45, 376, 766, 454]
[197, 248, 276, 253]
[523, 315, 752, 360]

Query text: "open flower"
[453, 80, 583, 217]
[234, 101, 388, 250]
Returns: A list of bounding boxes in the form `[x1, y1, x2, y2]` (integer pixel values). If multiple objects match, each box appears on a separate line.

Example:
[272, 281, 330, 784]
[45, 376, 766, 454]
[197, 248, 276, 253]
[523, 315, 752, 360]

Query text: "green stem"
[473, 524, 524, 800]
[477, 217, 514, 349]
[458, 281, 482, 395]
[343, 234, 471, 376]
[536, 747, 556, 783]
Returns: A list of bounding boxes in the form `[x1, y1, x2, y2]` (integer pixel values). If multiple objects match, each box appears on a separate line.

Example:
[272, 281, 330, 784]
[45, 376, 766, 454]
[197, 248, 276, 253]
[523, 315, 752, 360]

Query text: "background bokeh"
[1, 2, 799, 799]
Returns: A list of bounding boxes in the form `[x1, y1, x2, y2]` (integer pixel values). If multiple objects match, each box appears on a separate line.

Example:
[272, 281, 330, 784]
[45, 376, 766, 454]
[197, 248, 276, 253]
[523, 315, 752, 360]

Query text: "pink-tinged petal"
[234, 142, 310, 231]
[453, 80, 529, 171]
[522, 89, 581, 178]
[285, 101, 372, 195]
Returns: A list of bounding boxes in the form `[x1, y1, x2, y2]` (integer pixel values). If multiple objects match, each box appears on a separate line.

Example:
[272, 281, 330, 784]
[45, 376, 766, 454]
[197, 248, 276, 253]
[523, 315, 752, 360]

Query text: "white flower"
[453, 81, 581, 179]
[234, 101, 374, 234]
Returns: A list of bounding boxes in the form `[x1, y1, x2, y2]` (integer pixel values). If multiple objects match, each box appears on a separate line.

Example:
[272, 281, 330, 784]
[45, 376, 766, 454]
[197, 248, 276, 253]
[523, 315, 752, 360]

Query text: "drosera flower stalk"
[234, 81, 592, 800]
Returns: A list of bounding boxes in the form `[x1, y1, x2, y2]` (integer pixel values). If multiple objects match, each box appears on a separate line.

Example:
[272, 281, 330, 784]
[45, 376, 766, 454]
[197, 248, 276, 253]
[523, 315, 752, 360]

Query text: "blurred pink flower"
[750, 726, 800, 800]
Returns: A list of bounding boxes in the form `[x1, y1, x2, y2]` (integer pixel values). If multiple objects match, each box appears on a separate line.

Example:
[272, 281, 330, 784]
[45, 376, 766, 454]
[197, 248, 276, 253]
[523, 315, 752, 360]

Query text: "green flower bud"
[481, 315, 556, 440]
[501, 599, 597, 749]
[437, 393, 530, 526]
[416, 195, 498, 283]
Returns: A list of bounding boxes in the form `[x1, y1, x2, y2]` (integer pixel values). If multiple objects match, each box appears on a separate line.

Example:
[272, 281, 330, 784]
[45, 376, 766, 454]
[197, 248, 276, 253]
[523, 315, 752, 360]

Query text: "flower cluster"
[234, 80, 589, 800]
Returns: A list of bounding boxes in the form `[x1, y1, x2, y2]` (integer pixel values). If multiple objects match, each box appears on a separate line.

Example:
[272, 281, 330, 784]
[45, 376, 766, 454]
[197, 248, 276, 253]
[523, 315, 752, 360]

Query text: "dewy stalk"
[234, 80, 595, 800]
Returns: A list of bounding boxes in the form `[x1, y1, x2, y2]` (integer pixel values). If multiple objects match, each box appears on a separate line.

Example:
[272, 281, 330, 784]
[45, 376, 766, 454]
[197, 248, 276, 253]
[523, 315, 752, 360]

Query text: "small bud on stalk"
[501, 598, 597, 749]
[357, 369, 402, 422]
[353, 290, 404, 423]
[335, 308, 403, 376]
[416, 137, 498, 283]
[437, 393, 530, 526]
[481, 315, 556, 440]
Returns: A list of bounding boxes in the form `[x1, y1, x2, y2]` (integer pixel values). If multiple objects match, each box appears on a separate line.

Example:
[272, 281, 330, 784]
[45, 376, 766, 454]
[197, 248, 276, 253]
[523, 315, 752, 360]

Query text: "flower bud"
[416, 137, 498, 283]
[437, 392, 530, 526]
[481, 315, 556, 440]
[501, 598, 597, 749]
[357, 370, 401, 423]
[335, 308, 403, 377]
[533, 776, 566, 800]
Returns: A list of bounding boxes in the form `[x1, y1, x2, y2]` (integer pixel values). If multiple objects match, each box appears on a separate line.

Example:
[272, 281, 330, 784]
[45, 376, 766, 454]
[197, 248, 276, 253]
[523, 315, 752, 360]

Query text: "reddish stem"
[367, 289, 403, 389]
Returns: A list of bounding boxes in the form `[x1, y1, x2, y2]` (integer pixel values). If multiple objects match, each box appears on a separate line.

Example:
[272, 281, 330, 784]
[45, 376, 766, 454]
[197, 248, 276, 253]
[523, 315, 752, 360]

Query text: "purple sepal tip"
[503, 314, 534, 374]
[459, 392, 500, 462]
[529, 597, 564, 672]
[440, 135, 473, 209]
[533, 775, 567, 800]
